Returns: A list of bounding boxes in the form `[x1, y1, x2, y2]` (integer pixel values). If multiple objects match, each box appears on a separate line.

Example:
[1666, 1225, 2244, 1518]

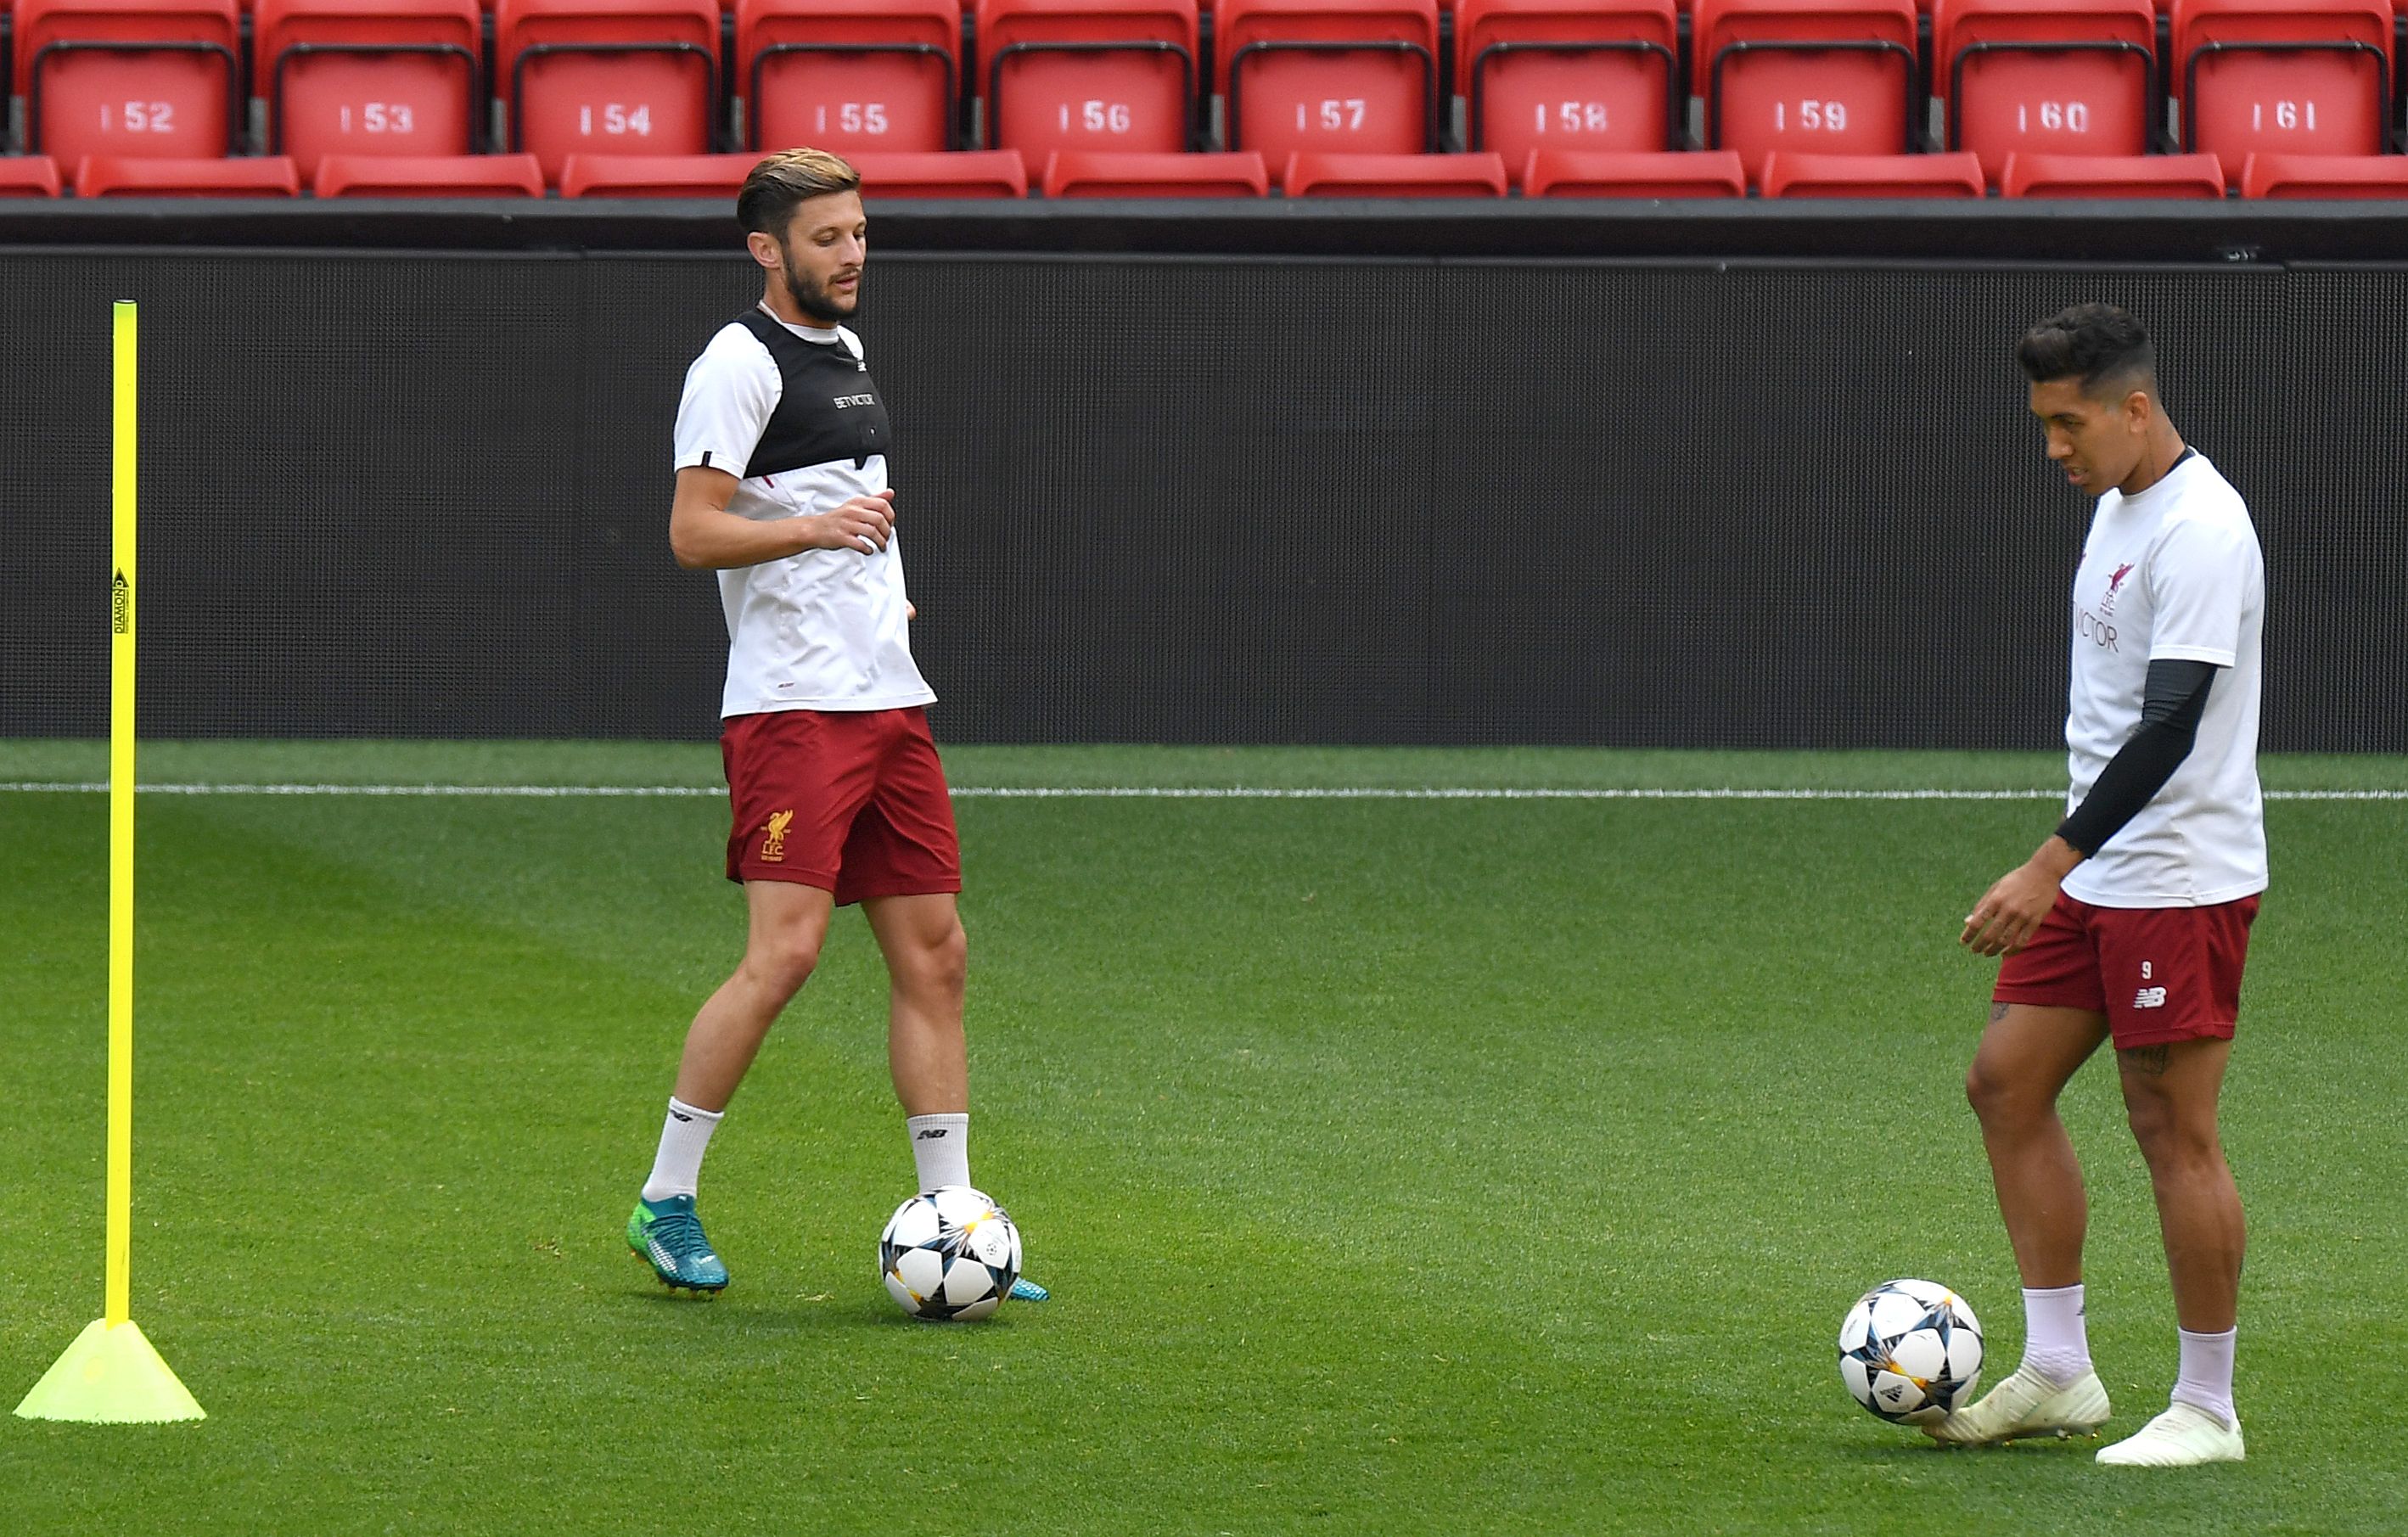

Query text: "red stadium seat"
[14, 0, 243, 160]
[850, 147, 1030, 194]
[1691, 0, 1922, 177]
[1280, 148, 1509, 193]
[558, 149, 749, 193]
[74, 152, 301, 192]
[2174, 0, 2395, 182]
[734, 0, 957, 154]
[497, 0, 722, 182]
[1456, 0, 1681, 176]
[2241, 150, 2408, 196]
[1932, 0, 2158, 183]
[312, 149, 547, 192]
[0, 155, 68, 194]
[1217, 0, 1442, 157]
[255, 0, 484, 177]
[1760, 148, 1986, 194]
[2001, 149, 2229, 194]
[979, 0, 1198, 160]
[573, 151, 1041, 204]
[1041, 148, 1270, 194]
[1522, 146, 1748, 194]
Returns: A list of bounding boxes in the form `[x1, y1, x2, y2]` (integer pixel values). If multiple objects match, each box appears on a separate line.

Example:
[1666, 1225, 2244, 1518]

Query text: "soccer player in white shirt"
[1934, 306, 2264, 1467]
[622, 149, 1043, 1304]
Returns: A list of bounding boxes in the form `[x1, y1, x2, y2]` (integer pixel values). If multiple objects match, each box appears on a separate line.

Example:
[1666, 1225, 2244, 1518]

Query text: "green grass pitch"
[3, 743, 2403, 1535]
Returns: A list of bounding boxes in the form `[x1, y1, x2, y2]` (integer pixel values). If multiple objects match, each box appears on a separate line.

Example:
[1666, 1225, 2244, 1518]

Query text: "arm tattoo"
[1989, 1002, 2010, 1024]
[2119, 1043, 2171, 1076]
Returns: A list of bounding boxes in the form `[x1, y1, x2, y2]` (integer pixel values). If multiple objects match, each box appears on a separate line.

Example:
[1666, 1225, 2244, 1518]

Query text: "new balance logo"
[915, 1128, 949, 1141]
[2134, 986, 2168, 1009]
[669, 1110, 693, 1123]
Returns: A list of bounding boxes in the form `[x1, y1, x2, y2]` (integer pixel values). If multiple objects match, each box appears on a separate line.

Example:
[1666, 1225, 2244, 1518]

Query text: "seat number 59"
[1773, 100, 1849, 131]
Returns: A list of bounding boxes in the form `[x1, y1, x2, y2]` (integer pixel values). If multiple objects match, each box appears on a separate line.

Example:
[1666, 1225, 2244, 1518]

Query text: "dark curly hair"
[2017, 303, 2158, 400]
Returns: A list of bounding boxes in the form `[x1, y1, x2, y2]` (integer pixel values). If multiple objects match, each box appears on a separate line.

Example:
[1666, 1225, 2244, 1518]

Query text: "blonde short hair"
[738, 149, 862, 237]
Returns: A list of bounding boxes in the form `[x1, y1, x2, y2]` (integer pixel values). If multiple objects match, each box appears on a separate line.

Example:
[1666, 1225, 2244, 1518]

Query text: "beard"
[781, 252, 859, 324]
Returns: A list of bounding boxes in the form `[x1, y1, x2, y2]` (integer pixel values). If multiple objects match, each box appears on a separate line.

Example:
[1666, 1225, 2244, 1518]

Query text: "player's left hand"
[1960, 861, 2061, 957]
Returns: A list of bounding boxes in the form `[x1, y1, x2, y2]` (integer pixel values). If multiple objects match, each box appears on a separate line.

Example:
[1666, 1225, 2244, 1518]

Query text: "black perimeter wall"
[3, 250, 2403, 751]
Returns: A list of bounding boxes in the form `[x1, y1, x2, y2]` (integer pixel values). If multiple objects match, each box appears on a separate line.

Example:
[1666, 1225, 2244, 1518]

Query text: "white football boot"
[2095, 1400, 2244, 1466]
[1925, 1364, 2112, 1445]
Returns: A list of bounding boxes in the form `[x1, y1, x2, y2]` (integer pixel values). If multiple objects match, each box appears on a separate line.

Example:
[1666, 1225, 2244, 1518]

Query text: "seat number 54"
[579, 104, 654, 136]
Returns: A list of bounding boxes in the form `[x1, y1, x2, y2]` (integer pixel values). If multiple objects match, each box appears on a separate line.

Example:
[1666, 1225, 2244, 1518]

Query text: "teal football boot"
[1009, 1277, 1050, 1302]
[627, 1194, 729, 1293]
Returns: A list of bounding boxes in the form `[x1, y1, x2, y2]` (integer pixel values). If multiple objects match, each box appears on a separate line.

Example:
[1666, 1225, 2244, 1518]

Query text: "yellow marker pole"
[15, 301, 205, 1424]
[105, 296, 138, 1332]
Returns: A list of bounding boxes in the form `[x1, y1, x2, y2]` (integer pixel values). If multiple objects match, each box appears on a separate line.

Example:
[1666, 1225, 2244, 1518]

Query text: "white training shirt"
[2060, 452, 2266, 908]
[671, 313, 934, 718]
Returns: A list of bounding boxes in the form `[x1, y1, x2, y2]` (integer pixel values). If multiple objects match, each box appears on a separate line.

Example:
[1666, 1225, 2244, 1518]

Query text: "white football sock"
[640, 1097, 723, 1203]
[2021, 1283, 2093, 1386]
[907, 1113, 970, 1192]
[2170, 1327, 2237, 1426]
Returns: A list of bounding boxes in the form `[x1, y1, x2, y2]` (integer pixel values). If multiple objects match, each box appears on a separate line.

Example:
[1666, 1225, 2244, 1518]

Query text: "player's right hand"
[808, 489, 896, 554]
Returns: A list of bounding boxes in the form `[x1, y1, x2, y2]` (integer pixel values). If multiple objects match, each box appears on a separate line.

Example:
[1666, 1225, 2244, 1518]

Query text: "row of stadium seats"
[48, 1, 2408, 9]
[8, 144, 2408, 194]
[4, 0, 2405, 188]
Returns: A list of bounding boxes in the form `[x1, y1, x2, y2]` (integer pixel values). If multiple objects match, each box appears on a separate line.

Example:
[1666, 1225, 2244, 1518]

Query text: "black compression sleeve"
[2055, 659, 2220, 857]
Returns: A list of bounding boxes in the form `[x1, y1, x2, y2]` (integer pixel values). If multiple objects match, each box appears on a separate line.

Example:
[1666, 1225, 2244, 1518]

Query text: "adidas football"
[1838, 1279, 1984, 1425]
[878, 1185, 1023, 1321]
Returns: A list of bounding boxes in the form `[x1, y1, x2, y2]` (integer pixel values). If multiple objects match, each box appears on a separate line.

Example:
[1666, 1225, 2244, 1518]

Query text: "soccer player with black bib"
[623, 149, 1043, 1305]
[1934, 306, 2261, 1466]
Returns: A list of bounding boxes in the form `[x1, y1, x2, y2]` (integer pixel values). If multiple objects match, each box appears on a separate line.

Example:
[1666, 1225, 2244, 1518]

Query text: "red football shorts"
[721, 707, 962, 905]
[1994, 890, 2260, 1049]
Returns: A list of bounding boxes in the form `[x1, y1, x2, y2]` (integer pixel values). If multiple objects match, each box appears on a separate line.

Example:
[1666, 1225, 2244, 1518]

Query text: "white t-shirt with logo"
[2060, 452, 2266, 908]
[671, 315, 934, 718]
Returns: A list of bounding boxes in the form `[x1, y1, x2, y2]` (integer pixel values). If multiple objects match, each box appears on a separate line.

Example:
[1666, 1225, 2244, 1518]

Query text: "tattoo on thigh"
[2120, 1043, 2171, 1076]
[1989, 1002, 2009, 1024]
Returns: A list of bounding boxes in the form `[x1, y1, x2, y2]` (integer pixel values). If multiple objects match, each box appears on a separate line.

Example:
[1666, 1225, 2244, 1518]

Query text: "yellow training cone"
[16, 1319, 205, 1424]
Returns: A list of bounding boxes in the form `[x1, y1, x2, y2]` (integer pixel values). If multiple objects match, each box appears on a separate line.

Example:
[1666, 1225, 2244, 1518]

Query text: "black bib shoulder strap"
[729, 310, 890, 480]
[736, 306, 808, 362]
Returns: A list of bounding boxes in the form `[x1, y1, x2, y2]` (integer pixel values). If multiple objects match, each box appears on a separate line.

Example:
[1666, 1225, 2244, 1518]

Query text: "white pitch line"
[0, 782, 725, 798]
[1, 783, 2403, 801]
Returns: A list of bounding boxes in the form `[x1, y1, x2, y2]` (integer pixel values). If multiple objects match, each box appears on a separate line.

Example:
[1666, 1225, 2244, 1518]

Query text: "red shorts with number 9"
[721, 707, 962, 905]
[1993, 890, 2260, 1050]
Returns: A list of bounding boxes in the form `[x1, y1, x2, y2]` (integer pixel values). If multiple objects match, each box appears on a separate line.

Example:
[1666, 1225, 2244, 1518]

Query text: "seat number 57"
[1299, 98, 1368, 132]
